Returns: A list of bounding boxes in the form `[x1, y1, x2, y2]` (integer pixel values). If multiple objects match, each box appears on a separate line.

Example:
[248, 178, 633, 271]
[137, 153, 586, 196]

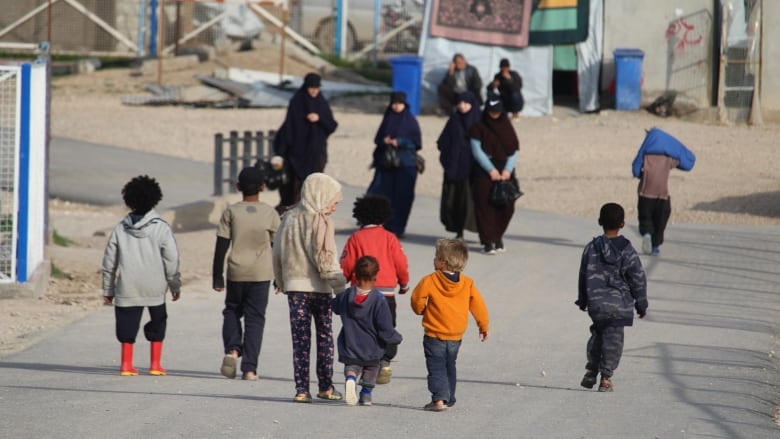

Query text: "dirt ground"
[2, 40, 779, 358]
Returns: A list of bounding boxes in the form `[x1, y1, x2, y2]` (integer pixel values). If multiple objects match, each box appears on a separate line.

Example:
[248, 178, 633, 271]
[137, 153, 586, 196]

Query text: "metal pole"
[174, 0, 181, 56]
[149, 0, 158, 57]
[214, 133, 223, 196]
[335, 0, 343, 56]
[137, 1, 146, 57]
[47, 0, 52, 42]
[279, 1, 288, 84]
[228, 131, 239, 193]
[373, 0, 380, 66]
[257, 131, 266, 161]
[269, 130, 277, 157]
[242, 131, 252, 169]
[157, 0, 166, 85]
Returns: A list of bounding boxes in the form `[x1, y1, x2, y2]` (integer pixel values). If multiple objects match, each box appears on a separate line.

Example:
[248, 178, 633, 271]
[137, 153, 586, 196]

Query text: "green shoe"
[376, 366, 392, 385]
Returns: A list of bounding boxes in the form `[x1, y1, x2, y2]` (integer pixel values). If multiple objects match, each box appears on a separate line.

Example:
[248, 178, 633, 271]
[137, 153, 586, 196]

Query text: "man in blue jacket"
[632, 128, 696, 255]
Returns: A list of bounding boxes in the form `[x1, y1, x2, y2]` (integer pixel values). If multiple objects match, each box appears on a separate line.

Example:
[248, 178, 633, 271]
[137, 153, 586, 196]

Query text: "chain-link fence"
[720, 0, 762, 124]
[288, 0, 422, 58]
[0, 67, 19, 282]
[0, 1, 421, 60]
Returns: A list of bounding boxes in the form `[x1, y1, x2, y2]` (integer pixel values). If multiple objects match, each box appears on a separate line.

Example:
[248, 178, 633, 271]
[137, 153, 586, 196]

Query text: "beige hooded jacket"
[272, 173, 346, 293]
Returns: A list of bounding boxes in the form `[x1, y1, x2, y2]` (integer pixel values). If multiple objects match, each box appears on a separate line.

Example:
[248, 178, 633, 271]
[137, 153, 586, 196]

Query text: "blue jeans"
[423, 336, 461, 405]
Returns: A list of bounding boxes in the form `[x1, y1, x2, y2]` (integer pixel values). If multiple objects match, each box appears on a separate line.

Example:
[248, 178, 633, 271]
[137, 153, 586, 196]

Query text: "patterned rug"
[429, 0, 533, 48]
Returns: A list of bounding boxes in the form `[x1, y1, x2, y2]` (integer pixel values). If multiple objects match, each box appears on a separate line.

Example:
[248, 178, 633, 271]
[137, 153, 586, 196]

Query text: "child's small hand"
[103, 296, 113, 305]
[638, 312, 646, 319]
[171, 291, 181, 301]
[479, 331, 488, 342]
[213, 287, 224, 292]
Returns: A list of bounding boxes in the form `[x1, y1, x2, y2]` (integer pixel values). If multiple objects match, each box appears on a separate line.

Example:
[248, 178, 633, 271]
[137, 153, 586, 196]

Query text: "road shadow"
[693, 191, 780, 218]
[624, 343, 779, 438]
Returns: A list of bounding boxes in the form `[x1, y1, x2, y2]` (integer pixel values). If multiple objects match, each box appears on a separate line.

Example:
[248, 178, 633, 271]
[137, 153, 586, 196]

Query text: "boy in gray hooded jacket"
[576, 203, 647, 392]
[102, 175, 181, 376]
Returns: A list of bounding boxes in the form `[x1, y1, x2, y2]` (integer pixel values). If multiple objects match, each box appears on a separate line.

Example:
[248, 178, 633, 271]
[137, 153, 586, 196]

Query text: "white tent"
[418, 0, 603, 115]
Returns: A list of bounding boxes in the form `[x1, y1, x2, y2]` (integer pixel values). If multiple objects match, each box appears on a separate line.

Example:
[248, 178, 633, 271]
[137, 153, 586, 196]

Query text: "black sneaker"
[483, 244, 497, 255]
[580, 371, 598, 389]
[496, 240, 506, 253]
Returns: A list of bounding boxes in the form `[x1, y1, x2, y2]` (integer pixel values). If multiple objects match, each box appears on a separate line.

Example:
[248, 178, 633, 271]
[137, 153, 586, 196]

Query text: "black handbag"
[383, 146, 401, 169]
[254, 159, 289, 191]
[415, 153, 425, 174]
[489, 179, 523, 207]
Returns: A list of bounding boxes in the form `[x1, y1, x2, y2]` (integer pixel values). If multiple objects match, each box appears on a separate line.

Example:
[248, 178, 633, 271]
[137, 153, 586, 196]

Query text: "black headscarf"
[373, 94, 422, 148]
[274, 78, 338, 178]
[467, 104, 519, 164]
[437, 91, 481, 181]
[372, 93, 422, 168]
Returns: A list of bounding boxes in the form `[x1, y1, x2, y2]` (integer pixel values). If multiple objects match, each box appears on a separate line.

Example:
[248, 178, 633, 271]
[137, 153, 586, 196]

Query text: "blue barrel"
[613, 48, 644, 111]
[390, 55, 423, 115]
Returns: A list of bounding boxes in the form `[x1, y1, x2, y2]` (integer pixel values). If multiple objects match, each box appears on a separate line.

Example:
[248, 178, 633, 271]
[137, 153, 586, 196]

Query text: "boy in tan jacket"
[410, 239, 489, 412]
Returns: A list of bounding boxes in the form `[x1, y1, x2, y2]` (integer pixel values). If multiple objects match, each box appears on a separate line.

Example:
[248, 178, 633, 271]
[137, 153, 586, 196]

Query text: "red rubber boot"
[149, 341, 167, 376]
[120, 343, 138, 376]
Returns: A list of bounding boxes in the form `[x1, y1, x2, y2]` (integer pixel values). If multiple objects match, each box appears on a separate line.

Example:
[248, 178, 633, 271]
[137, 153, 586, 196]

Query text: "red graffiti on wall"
[665, 18, 703, 50]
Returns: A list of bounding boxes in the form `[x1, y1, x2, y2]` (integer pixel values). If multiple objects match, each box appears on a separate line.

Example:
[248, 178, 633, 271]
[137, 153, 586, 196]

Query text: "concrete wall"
[603, 0, 715, 107]
[761, 1, 780, 121]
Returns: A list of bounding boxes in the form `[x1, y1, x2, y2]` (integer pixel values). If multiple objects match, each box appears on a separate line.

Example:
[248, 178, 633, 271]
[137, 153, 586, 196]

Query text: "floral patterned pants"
[287, 292, 334, 395]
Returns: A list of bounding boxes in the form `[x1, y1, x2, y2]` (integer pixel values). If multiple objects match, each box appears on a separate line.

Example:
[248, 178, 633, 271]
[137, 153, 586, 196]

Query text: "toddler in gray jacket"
[102, 175, 181, 376]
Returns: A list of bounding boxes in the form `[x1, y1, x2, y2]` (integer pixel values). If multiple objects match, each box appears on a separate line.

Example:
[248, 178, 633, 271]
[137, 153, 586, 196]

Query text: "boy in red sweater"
[411, 239, 489, 412]
[340, 194, 410, 384]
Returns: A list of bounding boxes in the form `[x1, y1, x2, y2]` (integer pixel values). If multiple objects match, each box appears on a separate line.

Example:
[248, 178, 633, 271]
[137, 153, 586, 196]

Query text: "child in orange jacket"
[410, 239, 488, 412]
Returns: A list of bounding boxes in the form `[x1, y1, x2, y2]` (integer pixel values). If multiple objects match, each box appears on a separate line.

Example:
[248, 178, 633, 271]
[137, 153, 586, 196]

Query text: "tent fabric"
[575, 0, 603, 112]
[419, 1, 553, 116]
[529, 0, 590, 45]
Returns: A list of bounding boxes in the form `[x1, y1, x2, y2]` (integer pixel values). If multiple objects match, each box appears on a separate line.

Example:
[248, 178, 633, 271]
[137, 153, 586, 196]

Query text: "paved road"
[2, 140, 779, 438]
[50, 137, 214, 209]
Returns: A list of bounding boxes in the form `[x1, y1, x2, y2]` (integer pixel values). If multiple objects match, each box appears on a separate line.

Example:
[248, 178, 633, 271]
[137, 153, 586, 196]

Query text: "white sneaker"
[641, 234, 652, 255]
[345, 379, 358, 406]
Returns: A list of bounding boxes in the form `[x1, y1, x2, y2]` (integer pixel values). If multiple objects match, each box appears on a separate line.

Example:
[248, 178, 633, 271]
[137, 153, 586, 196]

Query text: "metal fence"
[213, 130, 275, 196]
[719, 0, 763, 124]
[0, 66, 20, 282]
[0, 0, 421, 60]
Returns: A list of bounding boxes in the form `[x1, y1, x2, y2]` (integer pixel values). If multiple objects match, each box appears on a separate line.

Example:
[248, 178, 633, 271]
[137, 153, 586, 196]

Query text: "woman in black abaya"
[467, 99, 520, 254]
[368, 92, 422, 238]
[274, 73, 338, 213]
[437, 91, 481, 239]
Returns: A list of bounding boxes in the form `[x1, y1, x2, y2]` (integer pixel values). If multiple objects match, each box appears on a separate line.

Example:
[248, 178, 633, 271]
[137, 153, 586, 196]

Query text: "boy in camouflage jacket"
[576, 203, 648, 392]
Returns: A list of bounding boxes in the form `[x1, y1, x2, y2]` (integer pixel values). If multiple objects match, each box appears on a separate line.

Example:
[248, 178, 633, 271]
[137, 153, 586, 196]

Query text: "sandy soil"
[2, 41, 779, 359]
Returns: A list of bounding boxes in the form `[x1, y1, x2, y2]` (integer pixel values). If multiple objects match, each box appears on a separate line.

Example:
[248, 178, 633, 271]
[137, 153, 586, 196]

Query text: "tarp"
[529, 0, 590, 45]
[575, 0, 603, 112]
[419, 0, 602, 116]
[419, 1, 552, 116]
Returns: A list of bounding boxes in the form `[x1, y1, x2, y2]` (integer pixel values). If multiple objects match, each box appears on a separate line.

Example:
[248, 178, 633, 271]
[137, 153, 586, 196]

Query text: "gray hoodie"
[102, 210, 181, 307]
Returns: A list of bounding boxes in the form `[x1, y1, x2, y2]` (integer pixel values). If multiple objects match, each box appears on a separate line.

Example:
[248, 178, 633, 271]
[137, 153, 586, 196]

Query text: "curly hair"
[352, 194, 393, 226]
[122, 175, 163, 215]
